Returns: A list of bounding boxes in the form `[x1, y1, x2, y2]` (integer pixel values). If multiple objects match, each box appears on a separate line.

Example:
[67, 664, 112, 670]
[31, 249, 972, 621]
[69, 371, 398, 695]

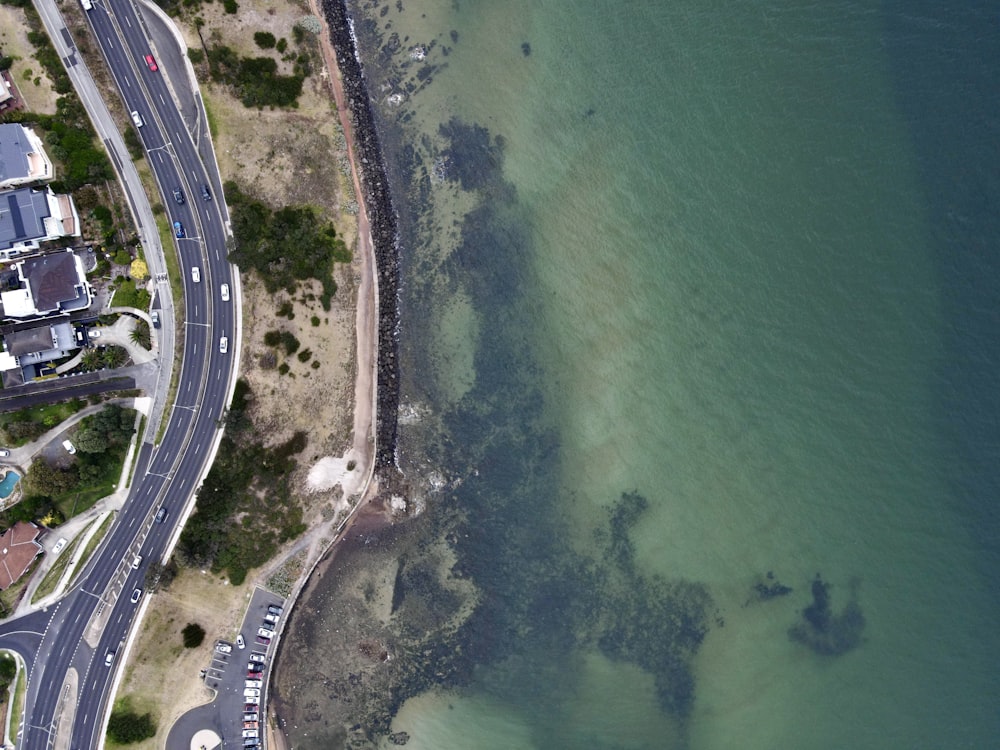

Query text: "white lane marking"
[160, 93, 166, 105]
[126, 16, 132, 27]
[157, 151, 164, 163]
[107, 37, 114, 47]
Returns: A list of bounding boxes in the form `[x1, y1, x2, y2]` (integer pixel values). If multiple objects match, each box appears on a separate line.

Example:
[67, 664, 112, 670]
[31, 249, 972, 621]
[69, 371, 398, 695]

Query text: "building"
[0, 186, 80, 257]
[0, 123, 52, 189]
[0, 249, 92, 319]
[0, 520, 43, 590]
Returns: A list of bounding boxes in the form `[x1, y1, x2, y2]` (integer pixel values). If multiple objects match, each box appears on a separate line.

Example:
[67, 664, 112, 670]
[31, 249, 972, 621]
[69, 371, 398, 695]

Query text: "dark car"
[256, 636, 271, 646]
[244, 703, 259, 712]
[201, 184, 212, 201]
[172, 187, 185, 204]
[173, 221, 185, 238]
[155, 507, 167, 523]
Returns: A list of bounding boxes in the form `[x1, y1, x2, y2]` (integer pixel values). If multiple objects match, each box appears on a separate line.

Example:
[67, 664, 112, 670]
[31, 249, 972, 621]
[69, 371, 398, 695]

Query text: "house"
[0, 186, 80, 257]
[0, 520, 43, 590]
[0, 123, 52, 189]
[0, 249, 92, 319]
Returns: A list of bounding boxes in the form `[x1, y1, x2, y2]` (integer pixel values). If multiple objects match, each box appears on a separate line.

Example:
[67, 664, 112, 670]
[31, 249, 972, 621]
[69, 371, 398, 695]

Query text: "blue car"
[173, 221, 185, 238]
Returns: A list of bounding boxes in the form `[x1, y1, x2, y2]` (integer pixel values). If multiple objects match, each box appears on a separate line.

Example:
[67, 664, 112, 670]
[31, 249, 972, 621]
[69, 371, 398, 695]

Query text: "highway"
[0, 0, 239, 747]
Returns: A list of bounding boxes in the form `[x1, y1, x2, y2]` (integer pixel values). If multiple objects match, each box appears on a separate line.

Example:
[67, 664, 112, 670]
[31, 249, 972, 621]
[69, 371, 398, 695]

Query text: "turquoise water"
[279, 1, 1000, 747]
[0, 471, 20, 499]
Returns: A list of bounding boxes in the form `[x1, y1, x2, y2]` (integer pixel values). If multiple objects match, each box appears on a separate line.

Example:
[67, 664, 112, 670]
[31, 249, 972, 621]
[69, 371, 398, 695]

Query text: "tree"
[182, 622, 205, 648]
[102, 345, 128, 369]
[26, 460, 79, 496]
[130, 320, 151, 350]
[106, 708, 156, 744]
[79, 349, 102, 372]
[73, 426, 107, 453]
[129, 258, 148, 281]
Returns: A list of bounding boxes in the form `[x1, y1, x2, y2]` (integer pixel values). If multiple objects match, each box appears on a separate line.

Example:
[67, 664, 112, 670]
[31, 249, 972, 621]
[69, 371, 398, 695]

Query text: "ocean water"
[278, 1, 1000, 747]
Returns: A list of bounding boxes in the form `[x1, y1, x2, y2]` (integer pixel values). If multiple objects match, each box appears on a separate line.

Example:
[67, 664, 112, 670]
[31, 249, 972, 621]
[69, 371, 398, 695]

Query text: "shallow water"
[275, 1, 1000, 747]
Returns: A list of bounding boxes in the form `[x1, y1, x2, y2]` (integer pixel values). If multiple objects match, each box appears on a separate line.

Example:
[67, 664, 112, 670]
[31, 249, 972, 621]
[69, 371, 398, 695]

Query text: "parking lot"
[168, 587, 285, 750]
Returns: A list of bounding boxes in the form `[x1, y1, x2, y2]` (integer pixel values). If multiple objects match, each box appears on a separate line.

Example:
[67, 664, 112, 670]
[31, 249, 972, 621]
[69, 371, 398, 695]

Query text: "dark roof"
[0, 187, 50, 252]
[0, 521, 42, 590]
[22, 252, 81, 312]
[0, 124, 33, 185]
[4, 325, 55, 356]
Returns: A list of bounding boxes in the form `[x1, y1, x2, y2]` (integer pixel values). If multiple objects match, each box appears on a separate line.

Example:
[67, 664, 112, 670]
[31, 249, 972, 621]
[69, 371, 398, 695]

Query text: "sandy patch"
[0, 5, 59, 115]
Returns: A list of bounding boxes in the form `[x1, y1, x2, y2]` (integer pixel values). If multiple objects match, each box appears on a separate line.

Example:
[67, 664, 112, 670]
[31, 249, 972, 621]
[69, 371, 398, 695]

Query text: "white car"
[130, 588, 142, 604]
[257, 627, 274, 639]
[248, 652, 265, 663]
[243, 730, 258, 739]
[89, 329, 101, 339]
[130, 110, 143, 128]
[52, 538, 67, 555]
[105, 650, 115, 666]
[0, 449, 9, 458]
[216, 642, 232, 654]
[221, 283, 230, 301]
[131, 554, 142, 570]
[243, 688, 260, 698]
[245, 680, 262, 689]
[191, 266, 201, 283]
[219, 336, 228, 354]
[62, 440, 76, 455]
[236, 634, 245, 649]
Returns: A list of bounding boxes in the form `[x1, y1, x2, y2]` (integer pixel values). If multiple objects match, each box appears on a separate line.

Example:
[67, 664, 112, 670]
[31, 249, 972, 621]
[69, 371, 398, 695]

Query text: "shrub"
[310, 315, 320, 327]
[107, 708, 156, 744]
[223, 0, 238, 13]
[297, 348, 312, 363]
[279, 331, 299, 355]
[276, 38, 287, 53]
[182, 622, 206, 648]
[253, 31, 276, 49]
[263, 330, 281, 347]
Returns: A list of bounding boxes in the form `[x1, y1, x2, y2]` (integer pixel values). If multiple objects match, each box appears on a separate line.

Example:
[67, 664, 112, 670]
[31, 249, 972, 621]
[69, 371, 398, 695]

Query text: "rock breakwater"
[321, 0, 400, 470]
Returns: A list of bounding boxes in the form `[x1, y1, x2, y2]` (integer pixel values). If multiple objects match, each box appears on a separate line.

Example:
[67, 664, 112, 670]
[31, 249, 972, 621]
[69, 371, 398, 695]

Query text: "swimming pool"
[0, 471, 21, 499]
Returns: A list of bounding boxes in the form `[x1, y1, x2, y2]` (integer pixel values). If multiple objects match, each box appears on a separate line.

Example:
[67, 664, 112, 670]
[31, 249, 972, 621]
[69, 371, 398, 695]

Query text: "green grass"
[0, 558, 40, 619]
[30, 534, 83, 603]
[67, 513, 112, 588]
[0, 400, 85, 447]
[126, 416, 146, 488]
[8, 657, 25, 741]
[202, 96, 219, 139]
[153, 212, 185, 446]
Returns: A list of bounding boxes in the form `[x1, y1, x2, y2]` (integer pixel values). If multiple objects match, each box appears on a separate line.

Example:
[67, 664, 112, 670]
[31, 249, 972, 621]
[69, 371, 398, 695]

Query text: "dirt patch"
[0, 5, 59, 115]
[115, 568, 253, 749]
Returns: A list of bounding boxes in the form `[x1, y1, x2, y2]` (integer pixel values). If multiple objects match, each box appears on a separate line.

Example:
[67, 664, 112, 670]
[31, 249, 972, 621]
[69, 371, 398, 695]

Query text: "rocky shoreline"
[321, 0, 400, 471]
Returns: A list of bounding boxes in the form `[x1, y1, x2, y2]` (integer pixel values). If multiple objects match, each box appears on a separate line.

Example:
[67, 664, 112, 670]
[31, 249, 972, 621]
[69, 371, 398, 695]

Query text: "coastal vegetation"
[225, 181, 350, 309]
[181, 622, 205, 648]
[106, 700, 156, 745]
[176, 379, 307, 584]
[0, 399, 85, 446]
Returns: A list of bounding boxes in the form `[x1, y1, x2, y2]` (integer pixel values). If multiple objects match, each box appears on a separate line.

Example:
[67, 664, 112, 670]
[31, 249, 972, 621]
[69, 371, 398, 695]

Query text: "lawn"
[0, 400, 86, 447]
[30, 533, 82, 603]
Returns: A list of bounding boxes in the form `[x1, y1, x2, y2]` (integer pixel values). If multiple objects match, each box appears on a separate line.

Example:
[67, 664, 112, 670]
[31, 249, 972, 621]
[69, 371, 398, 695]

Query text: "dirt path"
[309, 0, 380, 504]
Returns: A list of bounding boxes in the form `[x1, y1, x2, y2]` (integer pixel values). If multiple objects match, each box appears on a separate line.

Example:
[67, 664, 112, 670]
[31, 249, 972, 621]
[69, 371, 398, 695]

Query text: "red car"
[144, 54, 158, 71]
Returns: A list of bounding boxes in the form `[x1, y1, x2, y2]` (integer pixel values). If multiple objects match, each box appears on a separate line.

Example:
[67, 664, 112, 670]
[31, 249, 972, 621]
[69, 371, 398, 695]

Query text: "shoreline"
[318, 0, 402, 472]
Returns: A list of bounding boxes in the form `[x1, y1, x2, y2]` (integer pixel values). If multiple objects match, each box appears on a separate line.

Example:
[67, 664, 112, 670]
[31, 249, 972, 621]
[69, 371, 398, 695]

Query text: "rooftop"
[0, 520, 42, 591]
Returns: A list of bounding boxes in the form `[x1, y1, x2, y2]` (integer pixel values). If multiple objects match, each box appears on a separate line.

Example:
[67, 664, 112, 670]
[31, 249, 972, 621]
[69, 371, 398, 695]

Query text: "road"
[0, 0, 240, 747]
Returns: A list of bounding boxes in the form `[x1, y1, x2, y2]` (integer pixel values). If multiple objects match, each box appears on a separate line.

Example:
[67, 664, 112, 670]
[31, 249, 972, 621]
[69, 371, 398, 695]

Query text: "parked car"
[263, 613, 279, 625]
[244, 703, 259, 712]
[245, 680, 262, 689]
[221, 283, 230, 301]
[243, 730, 258, 739]
[244, 722, 259, 730]
[172, 187, 185, 204]
[236, 634, 246, 649]
[217, 642, 233, 654]
[173, 221, 185, 238]
[130, 588, 142, 604]
[243, 712, 259, 722]
[243, 689, 260, 698]
[144, 54, 157, 71]
[255, 636, 271, 646]
[0, 449, 10, 458]
[249, 652, 266, 663]
[151, 310, 160, 328]
[62, 440, 76, 455]
[52, 538, 67, 555]
[267, 605, 284, 616]
[247, 663, 263, 672]
[257, 627, 274, 639]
